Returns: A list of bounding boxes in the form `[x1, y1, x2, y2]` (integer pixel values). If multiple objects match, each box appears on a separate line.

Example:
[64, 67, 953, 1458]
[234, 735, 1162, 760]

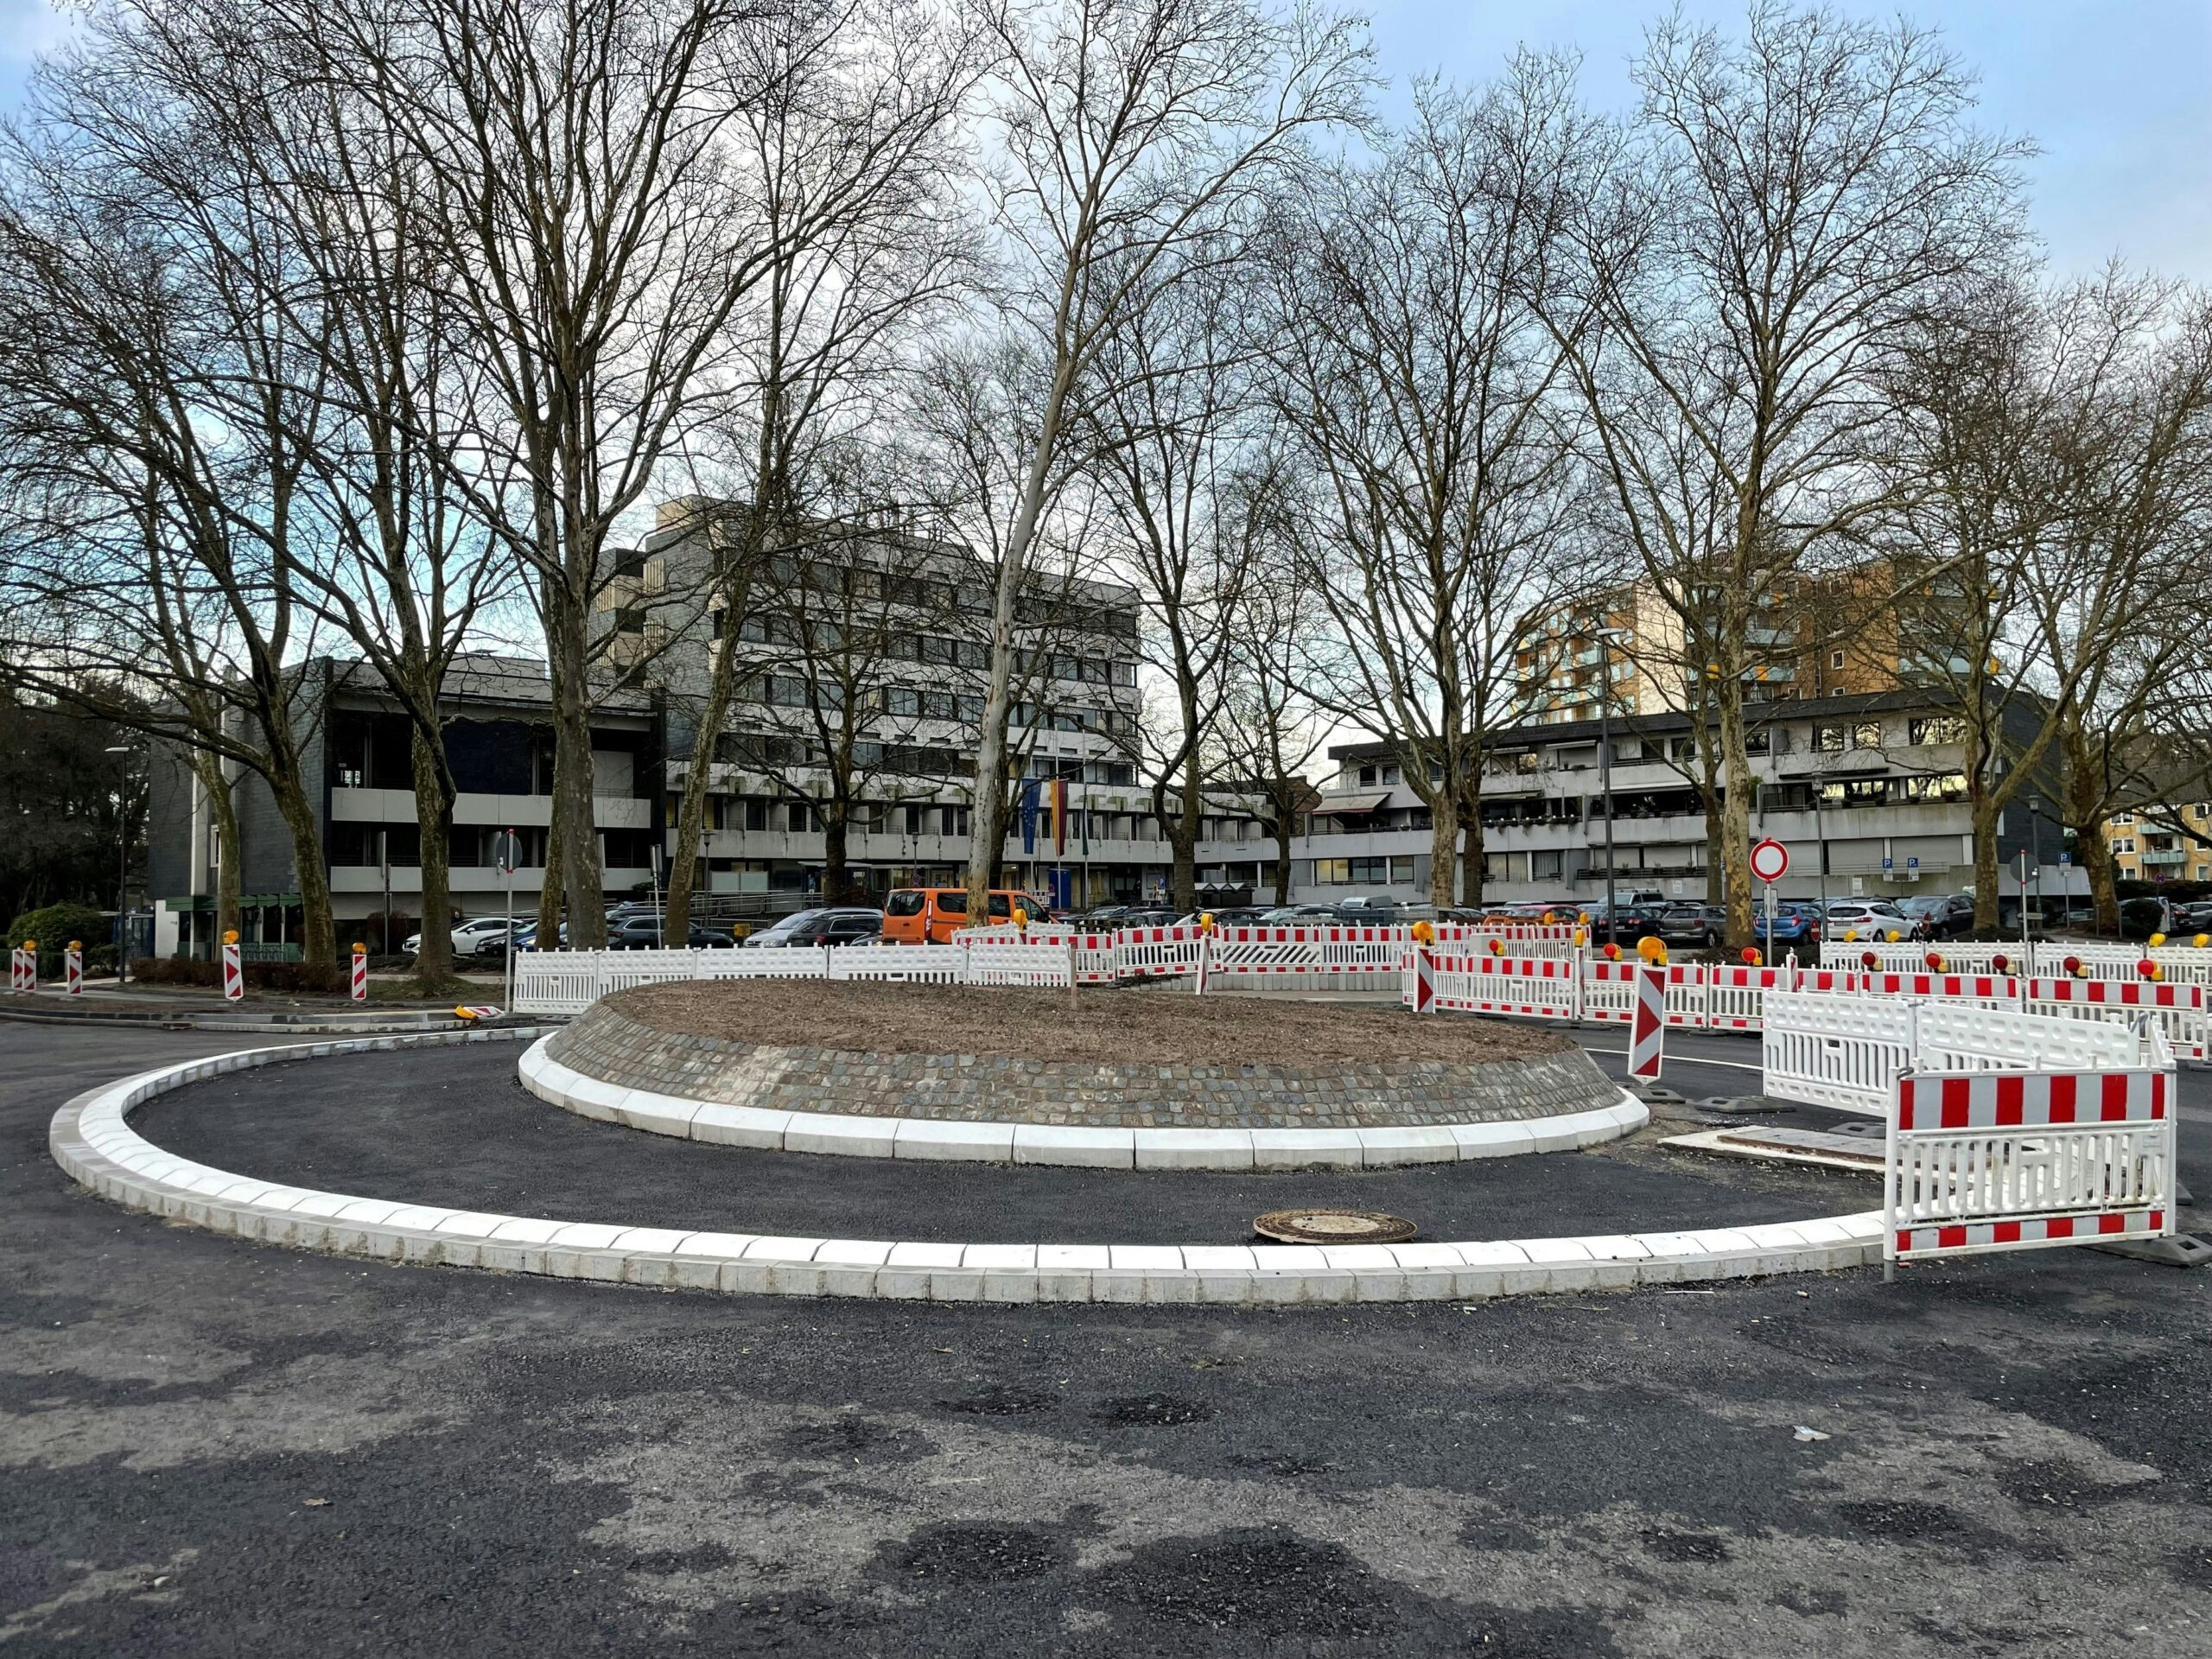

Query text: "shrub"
[6, 901, 111, 956]
[126, 955, 352, 994]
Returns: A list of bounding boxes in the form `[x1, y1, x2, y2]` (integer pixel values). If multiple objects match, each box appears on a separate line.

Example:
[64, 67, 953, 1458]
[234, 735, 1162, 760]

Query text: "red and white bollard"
[1192, 929, 1211, 996]
[10, 941, 33, 994]
[220, 931, 244, 1001]
[1628, 965, 1667, 1081]
[1411, 944, 1437, 1012]
[351, 944, 369, 1001]
[66, 941, 83, 996]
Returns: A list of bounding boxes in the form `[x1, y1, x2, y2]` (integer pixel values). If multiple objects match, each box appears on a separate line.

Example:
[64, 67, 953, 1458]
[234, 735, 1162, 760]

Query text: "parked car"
[1257, 904, 1340, 923]
[878, 888, 1054, 945]
[1658, 904, 1725, 949]
[508, 924, 563, 950]
[1892, 893, 1972, 938]
[1585, 901, 1669, 946]
[2120, 895, 2172, 940]
[1822, 899, 1915, 942]
[607, 915, 737, 950]
[1173, 907, 1267, 928]
[2173, 900, 2212, 933]
[766, 909, 884, 948]
[402, 916, 531, 958]
[1752, 901, 1824, 949]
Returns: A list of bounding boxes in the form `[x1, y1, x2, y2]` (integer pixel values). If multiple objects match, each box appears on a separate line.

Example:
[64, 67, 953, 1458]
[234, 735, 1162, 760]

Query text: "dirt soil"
[607, 980, 1572, 1066]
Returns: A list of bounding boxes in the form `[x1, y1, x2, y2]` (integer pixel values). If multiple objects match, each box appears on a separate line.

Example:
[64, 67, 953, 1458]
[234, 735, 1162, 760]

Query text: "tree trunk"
[1968, 773, 2002, 931]
[1459, 803, 1484, 912]
[267, 765, 336, 965]
[2077, 812, 2118, 937]
[2060, 722, 2120, 936]
[537, 809, 565, 944]
[1701, 790, 1725, 907]
[547, 596, 606, 946]
[664, 652, 742, 937]
[1273, 821, 1294, 906]
[1428, 791, 1459, 910]
[410, 727, 457, 982]
[823, 804, 851, 906]
[1173, 753, 1202, 912]
[1716, 681, 1754, 951]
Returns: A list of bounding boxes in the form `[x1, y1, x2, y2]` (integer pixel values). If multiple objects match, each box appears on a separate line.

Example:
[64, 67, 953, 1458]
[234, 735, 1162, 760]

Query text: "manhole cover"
[1254, 1209, 1417, 1245]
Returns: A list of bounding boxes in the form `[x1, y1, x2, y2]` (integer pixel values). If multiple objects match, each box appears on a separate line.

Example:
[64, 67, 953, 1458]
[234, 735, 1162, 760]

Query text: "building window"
[1357, 766, 1377, 787]
[1814, 725, 1847, 753]
[1830, 650, 1845, 669]
[613, 607, 645, 635]
[2118, 837, 2136, 855]
[2113, 814, 2133, 826]
[1909, 715, 1967, 746]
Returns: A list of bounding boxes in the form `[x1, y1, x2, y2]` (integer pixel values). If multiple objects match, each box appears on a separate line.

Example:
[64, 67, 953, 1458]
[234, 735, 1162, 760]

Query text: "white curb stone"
[48, 1032, 1884, 1306]
[516, 1035, 1651, 1171]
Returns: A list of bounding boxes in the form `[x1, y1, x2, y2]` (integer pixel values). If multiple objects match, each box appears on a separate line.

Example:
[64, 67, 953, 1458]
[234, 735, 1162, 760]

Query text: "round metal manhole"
[1253, 1209, 1418, 1245]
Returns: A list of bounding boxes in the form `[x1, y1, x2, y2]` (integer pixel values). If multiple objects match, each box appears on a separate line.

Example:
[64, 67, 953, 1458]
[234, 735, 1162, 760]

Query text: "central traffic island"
[520, 980, 1645, 1169]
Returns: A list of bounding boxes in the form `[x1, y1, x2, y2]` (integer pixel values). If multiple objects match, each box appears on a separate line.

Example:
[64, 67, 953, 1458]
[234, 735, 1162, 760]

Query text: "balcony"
[2141, 849, 2188, 867]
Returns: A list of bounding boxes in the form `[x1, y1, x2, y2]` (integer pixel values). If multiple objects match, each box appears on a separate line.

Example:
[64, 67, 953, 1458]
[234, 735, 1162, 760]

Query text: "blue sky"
[2, 0, 2204, 278]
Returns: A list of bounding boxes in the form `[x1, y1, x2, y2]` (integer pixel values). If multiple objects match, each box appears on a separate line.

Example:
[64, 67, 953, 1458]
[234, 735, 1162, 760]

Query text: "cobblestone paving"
[547, 1001, 1618, 1130]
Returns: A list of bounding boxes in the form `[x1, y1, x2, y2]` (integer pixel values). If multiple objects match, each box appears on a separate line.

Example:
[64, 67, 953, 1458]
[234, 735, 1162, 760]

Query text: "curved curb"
[48, 1033, 1883, 1304]
[517, 1035, 1650, 1169]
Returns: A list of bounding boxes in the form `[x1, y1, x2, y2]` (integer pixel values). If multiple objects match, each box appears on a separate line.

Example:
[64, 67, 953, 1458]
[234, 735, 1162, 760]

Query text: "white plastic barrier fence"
[513, 945, 829, 1014]
[1425, 953, 1581, 1020]
[2024, 977, 2209, 1061]
[830, 944, 970, 983]
[1823, 939, 2212, 988]
[1113, 925, 1210, 980]
[1885, 1065, 2176, 1264]
[1763, 990, 2157, 1118]
[1860, 971, 2019, 1008]
[963, 941, 1073, 988]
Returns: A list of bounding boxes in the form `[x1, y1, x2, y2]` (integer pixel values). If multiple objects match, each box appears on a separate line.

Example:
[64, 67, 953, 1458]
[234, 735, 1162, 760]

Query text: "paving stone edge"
[48, 1032, 1884, 1304]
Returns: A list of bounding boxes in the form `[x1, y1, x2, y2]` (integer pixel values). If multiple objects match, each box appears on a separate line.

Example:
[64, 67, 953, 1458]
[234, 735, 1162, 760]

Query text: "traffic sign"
[1749, 837, 1789, 884]
[493, 829, 522, 876]
[2059, 851, 2071, 867]
[1907, 855, 1918, 870]
[1881, 855, 1893, 872]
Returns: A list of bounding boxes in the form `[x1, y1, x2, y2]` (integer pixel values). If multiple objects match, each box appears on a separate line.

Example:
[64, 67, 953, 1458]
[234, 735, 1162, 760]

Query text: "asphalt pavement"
[3, 1019, 2210, 1657]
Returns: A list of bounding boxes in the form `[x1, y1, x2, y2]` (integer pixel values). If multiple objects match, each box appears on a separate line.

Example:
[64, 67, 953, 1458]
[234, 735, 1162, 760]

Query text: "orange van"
[882, 887, 1051, 945]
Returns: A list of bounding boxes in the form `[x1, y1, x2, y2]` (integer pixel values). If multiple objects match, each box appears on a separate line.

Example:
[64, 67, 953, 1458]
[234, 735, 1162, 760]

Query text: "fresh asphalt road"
[3, 1020, 2210, 1657]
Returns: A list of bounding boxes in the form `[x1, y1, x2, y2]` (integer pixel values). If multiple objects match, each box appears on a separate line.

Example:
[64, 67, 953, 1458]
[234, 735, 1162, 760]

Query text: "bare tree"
[1085, 261, 1260, 911]
[0, 41, 346, 963]
[955, 0, 1370, 923]
[1216, 461, 1331, 903]
[1268, 73, 1586, 909]
[1883, 270, 2212, 928]
[1543, 7, 2026, 946]
[660, 0, 977, 933]
[270, 0, 811, 949]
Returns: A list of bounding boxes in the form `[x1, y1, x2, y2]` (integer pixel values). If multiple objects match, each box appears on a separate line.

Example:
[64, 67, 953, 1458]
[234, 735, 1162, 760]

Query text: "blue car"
[1752, 903, 1823, 947]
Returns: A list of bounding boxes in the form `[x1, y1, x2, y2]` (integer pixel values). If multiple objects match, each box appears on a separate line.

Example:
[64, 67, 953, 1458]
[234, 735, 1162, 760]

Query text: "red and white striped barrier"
[351, 946, 369, 1002]
[9, 945, 30, 993]
[1410, 945, 1436, 1012]
[1885, 1065, 2175, 1265]
[2025, 976, 2208, 1061]
[66, 943, 83, 996]
[1428, 953, 1580, 1020]
[1628, 968, 1666, 1079]
[220, 940, 244, 1002]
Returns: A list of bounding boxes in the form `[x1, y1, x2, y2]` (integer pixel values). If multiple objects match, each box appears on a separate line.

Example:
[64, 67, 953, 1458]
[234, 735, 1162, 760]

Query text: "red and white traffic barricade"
[1885, 1063, 2176, 1267]
[220, 936, 244, 1001]
[65, 942, 83, 996]
[2024, 976, 2209, 1062]
[1114, 925, 1208, 979]
[1863, 972, 2019, 1008]
[1210, 924, 1405, 983]
[351, 945, 369, 1001]
[9, 944, 30, 994]
[1409, 944, 1437, 1012]
[1430, 954, 1580, 1020]
[1627, 967, 1666, 1079]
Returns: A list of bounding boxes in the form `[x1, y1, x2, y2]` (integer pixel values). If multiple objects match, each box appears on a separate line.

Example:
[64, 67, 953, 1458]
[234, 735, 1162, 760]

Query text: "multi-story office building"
[146, 656, 658, 957]
[2106, 801, 2212, 887]
[1284, 691, 2071, 909]
[618, 499, 1266, 907]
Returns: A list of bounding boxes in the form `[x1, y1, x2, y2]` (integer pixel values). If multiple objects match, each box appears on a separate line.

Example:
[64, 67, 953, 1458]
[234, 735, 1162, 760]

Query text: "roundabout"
[48, 1006, 1885, 1304]
[523, 980, 1644, 1168]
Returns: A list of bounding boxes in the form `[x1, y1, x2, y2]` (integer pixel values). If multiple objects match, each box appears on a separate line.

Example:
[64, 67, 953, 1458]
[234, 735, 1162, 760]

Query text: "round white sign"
[1749, 837, 1789, 884]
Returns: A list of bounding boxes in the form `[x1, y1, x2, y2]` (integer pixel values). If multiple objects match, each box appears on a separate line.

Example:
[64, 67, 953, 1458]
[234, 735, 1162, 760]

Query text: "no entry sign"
[1750, 837, 1789, 885]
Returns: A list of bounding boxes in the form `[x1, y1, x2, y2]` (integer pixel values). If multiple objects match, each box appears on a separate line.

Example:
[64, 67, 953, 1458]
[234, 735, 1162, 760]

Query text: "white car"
[1824, 899, 1916, 942]
[403, 917, 530, 958]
